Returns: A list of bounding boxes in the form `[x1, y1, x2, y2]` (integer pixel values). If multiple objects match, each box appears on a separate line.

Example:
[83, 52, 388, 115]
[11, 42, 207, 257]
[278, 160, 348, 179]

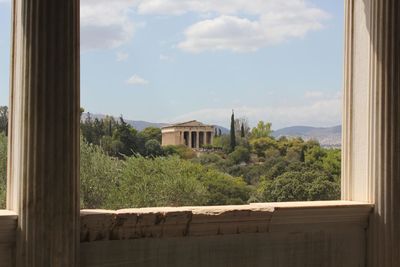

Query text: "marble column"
[7, 0, 80, 266]
[188, 131, 192, 148]
[366, 1, 400, 266]
[195, 131, 199, 149]
[342, 1, 400, 266]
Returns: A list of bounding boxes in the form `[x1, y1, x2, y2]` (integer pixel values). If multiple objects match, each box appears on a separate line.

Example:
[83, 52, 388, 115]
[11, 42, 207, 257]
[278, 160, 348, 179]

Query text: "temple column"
[7, 0, 80, 266]
[342, 1, 400, 266]
[195, 131, 199, 149]
[367, 1, 400, 266]
[188, 131, 192, 148]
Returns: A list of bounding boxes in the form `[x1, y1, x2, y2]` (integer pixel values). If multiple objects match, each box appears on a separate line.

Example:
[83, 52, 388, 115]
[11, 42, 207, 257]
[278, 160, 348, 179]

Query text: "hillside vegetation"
[0, 107, 340, 209]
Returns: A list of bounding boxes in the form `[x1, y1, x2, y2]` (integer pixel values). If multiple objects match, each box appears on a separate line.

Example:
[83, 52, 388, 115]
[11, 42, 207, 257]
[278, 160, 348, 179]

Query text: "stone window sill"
[0, 210, 18, 245]
[80, 200, 373, 243]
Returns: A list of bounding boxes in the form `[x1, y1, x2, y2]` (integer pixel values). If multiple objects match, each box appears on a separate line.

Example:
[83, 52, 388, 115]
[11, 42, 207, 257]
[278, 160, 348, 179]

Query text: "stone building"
[161, 120, 214, 148]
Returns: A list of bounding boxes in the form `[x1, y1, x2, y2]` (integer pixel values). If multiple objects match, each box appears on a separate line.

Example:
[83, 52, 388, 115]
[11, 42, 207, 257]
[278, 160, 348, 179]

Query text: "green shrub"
[80, 137, 122, 209]
[0, 133, 6, 208]
[113, 156, 208, 208]
[144, 139, 163, 157]
[228, 146, 251, 164]
[163, 145, 196, 159]
[253, 170, 340, 202]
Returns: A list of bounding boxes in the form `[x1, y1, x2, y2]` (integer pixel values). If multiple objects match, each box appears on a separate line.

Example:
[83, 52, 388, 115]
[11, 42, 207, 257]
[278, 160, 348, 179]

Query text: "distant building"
[161, 120, 214, 149]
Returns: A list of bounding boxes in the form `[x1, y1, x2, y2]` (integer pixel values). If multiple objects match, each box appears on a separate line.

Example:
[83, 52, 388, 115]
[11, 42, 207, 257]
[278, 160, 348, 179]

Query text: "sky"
[0, 0, 344, 129]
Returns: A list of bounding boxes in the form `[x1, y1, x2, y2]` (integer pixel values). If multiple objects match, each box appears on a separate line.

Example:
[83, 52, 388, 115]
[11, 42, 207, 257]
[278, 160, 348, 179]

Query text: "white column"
[188, 131, 192, 148]
[180, 131, 184, 145]
[196, 131, 199, 149]
[342, 1, 400, 266]
[7, 0, 80, 265]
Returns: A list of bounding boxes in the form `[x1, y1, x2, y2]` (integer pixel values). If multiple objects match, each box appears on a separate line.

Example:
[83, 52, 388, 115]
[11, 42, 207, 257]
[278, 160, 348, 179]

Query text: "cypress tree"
[230, 110, 236, 151]
[241, 123, 245, 138]
[108, 120, 112, 136]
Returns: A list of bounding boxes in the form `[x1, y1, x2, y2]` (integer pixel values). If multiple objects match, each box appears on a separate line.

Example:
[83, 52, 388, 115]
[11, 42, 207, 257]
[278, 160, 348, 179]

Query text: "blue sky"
[0, 0, 343, 129]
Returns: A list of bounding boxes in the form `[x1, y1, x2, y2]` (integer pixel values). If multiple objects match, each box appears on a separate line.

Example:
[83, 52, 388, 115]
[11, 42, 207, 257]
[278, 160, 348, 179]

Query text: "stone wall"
[0, 201, 373, 266]
[79, 201, 372, 267]
[161, 132, 180, 146]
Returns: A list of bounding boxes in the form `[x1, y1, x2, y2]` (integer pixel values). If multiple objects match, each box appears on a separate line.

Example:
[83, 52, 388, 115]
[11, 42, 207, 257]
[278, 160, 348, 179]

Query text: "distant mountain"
[81, 113, 168, 131]
[81, 113, 229, 133]
[128, 120, 168, 131]
[272, 125, 341, 148]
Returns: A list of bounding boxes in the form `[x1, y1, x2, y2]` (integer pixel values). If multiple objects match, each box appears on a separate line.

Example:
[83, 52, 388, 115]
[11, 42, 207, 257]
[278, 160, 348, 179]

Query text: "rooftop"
[162, 120, 214, 129]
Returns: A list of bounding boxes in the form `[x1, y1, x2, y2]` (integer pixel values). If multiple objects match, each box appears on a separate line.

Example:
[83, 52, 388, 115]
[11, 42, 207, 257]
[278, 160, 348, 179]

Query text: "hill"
[272, 125, 341, 148]
[81, 113, 340, 147]
[81, 113, 229, 133]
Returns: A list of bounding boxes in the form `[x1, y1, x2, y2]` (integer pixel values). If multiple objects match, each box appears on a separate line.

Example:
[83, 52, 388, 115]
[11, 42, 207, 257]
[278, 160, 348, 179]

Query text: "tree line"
[0, 106, 340, 209]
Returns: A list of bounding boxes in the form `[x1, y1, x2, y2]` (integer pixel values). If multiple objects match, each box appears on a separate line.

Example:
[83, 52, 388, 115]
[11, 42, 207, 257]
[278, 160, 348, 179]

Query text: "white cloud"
[116, 52, 129, 62]
[126, 74, 149, 86]
[0, 0, 329, 52]
[136, 0, 280, 16]
[178, 16, 264, 53]
[169, 92, 341, 129]
[178, 6, 328, 52]
[80, 0, 139, 50]
[80, 0, 329, 52]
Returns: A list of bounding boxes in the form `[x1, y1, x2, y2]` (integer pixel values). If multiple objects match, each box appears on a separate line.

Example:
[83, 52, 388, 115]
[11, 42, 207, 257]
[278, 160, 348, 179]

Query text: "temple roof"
[162, 120, 213, 128]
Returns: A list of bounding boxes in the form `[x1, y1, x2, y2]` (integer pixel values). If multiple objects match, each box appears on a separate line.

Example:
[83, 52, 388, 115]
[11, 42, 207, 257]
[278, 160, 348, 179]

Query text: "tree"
[112, 116, 138, 157]
[144, 139, 163, 157]
[199, 168, 251, 205]
[229, 146, 251, 164]
[115, 156, 209, 208]
[80, 137, 122, 209]
[250, 121, 272, 139]
[235, 117, 250, 137]
[103, 115, 117, 137]
[212, 135, 231, 152]
[254, 170, 339, 202]
[230, 111, 236, 151]
[250, 137, 277, 158]
[81, 112, 95, 144]
[241, 124, 245, 138]
[92, 118, 105, 145]
[0, 106, 8, 135]
[139, 127, 162, 143]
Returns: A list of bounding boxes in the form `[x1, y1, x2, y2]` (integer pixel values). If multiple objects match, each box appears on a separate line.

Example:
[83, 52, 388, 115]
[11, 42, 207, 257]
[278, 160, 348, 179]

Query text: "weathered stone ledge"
[0, 210, 18, 244]
[80, 201, 373, 242]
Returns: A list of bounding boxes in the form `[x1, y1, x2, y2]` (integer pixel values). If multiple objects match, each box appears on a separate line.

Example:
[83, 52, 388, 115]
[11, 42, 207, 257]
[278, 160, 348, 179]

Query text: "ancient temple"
[161, 120, 214, 148]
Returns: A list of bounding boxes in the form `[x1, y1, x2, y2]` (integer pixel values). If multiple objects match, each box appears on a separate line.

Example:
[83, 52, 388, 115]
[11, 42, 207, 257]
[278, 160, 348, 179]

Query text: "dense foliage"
[80, 138, 250, 209]
[0, 107, 341, 209]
